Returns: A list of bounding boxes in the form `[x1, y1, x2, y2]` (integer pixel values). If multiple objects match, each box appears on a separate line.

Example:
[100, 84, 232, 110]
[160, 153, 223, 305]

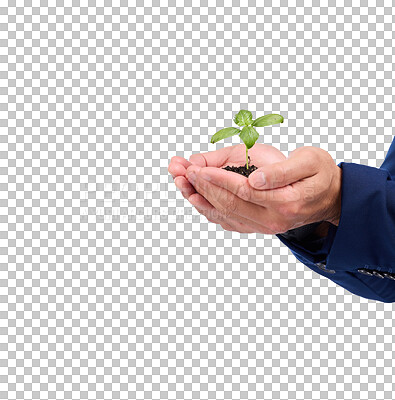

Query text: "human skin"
[168, 143, 342, 236]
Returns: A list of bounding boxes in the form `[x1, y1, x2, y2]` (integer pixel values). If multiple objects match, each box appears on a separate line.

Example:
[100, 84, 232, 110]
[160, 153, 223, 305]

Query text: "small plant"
[210, 110, 284, 169]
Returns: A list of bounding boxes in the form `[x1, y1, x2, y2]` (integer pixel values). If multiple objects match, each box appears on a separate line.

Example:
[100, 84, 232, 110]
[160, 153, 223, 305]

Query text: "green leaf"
[210, 127, 241, 144]
[239, 126, 259, 149]
[252, 114, 284, 127]
[233, 110, 253, 127]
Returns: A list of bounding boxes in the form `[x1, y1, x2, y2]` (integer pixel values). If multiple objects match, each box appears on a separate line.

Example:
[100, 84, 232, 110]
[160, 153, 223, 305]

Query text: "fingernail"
[252, 172, 266, 188]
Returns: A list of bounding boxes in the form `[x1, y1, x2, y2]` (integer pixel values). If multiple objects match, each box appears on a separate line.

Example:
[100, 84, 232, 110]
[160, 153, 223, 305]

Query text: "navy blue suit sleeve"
[276, 161, 395, 303]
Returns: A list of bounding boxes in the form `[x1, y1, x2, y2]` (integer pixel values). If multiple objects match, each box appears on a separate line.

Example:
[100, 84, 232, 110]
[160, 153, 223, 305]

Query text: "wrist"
[325, 166, 342, 227]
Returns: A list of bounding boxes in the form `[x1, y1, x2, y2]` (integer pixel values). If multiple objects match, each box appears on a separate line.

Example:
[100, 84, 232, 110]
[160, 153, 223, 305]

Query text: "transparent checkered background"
[1, 1, 395, 399]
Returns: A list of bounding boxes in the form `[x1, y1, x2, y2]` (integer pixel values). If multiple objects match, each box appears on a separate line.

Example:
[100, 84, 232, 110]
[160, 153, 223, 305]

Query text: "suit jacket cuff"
[325, 161, 395, 273]
[276, 221, 338, 265]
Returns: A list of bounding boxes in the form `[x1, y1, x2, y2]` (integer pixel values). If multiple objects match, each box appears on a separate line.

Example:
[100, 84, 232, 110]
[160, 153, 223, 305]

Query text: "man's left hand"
[185, 146, 342, 235]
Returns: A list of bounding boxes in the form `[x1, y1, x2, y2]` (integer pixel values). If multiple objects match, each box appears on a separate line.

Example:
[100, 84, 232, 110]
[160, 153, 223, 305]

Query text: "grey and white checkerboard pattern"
[1, 1, 395, 399]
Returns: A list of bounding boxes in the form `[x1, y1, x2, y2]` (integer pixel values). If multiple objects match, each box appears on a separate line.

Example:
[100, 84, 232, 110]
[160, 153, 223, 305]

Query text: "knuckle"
[204, 215, 216, 224]
[311, 149, 323, 166]
[235, 184, 251, 201]
[170, 156, 182, 167]
[215, 193, 238, 217]
[273, 187, 302, 217]
[273, 164, 287, 187]
[267, 219, 289, 234]
[258, 226, 275, 235]
[278, 202, 300, 219]
[224, 197, 238, 216]
[236, 221, 252, 233]
[208, 209, 226, 223]
[220, 223, 234, 232]
[308, 146, 328, 166]
[290, 202, 301, 218]
[214, 212, 225, 222]
[189, 153, 206, 167]
[205, 209, 220, 222]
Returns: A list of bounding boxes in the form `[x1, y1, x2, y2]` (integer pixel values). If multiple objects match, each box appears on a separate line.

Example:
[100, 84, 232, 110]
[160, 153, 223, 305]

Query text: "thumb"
[248, 151, 319, 190]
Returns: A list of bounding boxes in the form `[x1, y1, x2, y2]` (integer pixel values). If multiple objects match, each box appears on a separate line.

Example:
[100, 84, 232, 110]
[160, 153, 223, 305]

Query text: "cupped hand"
[168, 143, 287, 233]
[183, 145, 342, 235]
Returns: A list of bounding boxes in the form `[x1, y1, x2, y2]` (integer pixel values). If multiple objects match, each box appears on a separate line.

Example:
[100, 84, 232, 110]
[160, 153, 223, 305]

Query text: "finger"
[247, 143, 287, 165]
[185, 167, 279, 233]
[189, 194, 230, 225]
[189, 145, 236, 168]
[168, 156, 192, 178]
[174, 176, 196, 199]
[189, 192, 242, 228]
[197, 166, 297, 206]
[188, 193, 256, 233]
[188, 192, 215, 212]
[170, 156, 192, 169]
[248, 147, 319, 190]
[191, 173, 279, 234]
[188, 193, 230, 224]
[189, 192, 275, 234]
[185, 165, 202, 186]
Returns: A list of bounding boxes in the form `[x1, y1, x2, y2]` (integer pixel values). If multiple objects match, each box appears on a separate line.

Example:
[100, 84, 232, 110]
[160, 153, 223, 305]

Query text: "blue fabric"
[276, 138, 395, 303]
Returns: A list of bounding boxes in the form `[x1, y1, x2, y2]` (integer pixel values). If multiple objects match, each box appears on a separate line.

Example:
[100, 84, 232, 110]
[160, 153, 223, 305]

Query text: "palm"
[168, 143, 286, 182]
[215, 143, 286, 169]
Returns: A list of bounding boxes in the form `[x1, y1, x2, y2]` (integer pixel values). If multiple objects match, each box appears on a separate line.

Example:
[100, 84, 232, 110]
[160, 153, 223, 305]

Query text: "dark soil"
[222, 156, 258, 177]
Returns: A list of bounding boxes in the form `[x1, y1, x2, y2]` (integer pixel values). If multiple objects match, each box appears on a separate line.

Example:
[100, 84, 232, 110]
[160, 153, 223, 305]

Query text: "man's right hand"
[168, 143, 287, 233]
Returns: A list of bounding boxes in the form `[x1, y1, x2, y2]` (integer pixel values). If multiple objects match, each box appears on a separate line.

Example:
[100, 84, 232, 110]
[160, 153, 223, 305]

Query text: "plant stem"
[246, 147, 249, 169]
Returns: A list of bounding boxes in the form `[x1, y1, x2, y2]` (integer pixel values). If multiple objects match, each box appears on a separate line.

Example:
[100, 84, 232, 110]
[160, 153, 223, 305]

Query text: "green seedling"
[210, 110, 284, 169]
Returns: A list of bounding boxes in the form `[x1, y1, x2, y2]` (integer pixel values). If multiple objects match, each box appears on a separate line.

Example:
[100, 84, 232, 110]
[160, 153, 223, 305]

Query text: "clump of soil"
[222, 156, 258, 177]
